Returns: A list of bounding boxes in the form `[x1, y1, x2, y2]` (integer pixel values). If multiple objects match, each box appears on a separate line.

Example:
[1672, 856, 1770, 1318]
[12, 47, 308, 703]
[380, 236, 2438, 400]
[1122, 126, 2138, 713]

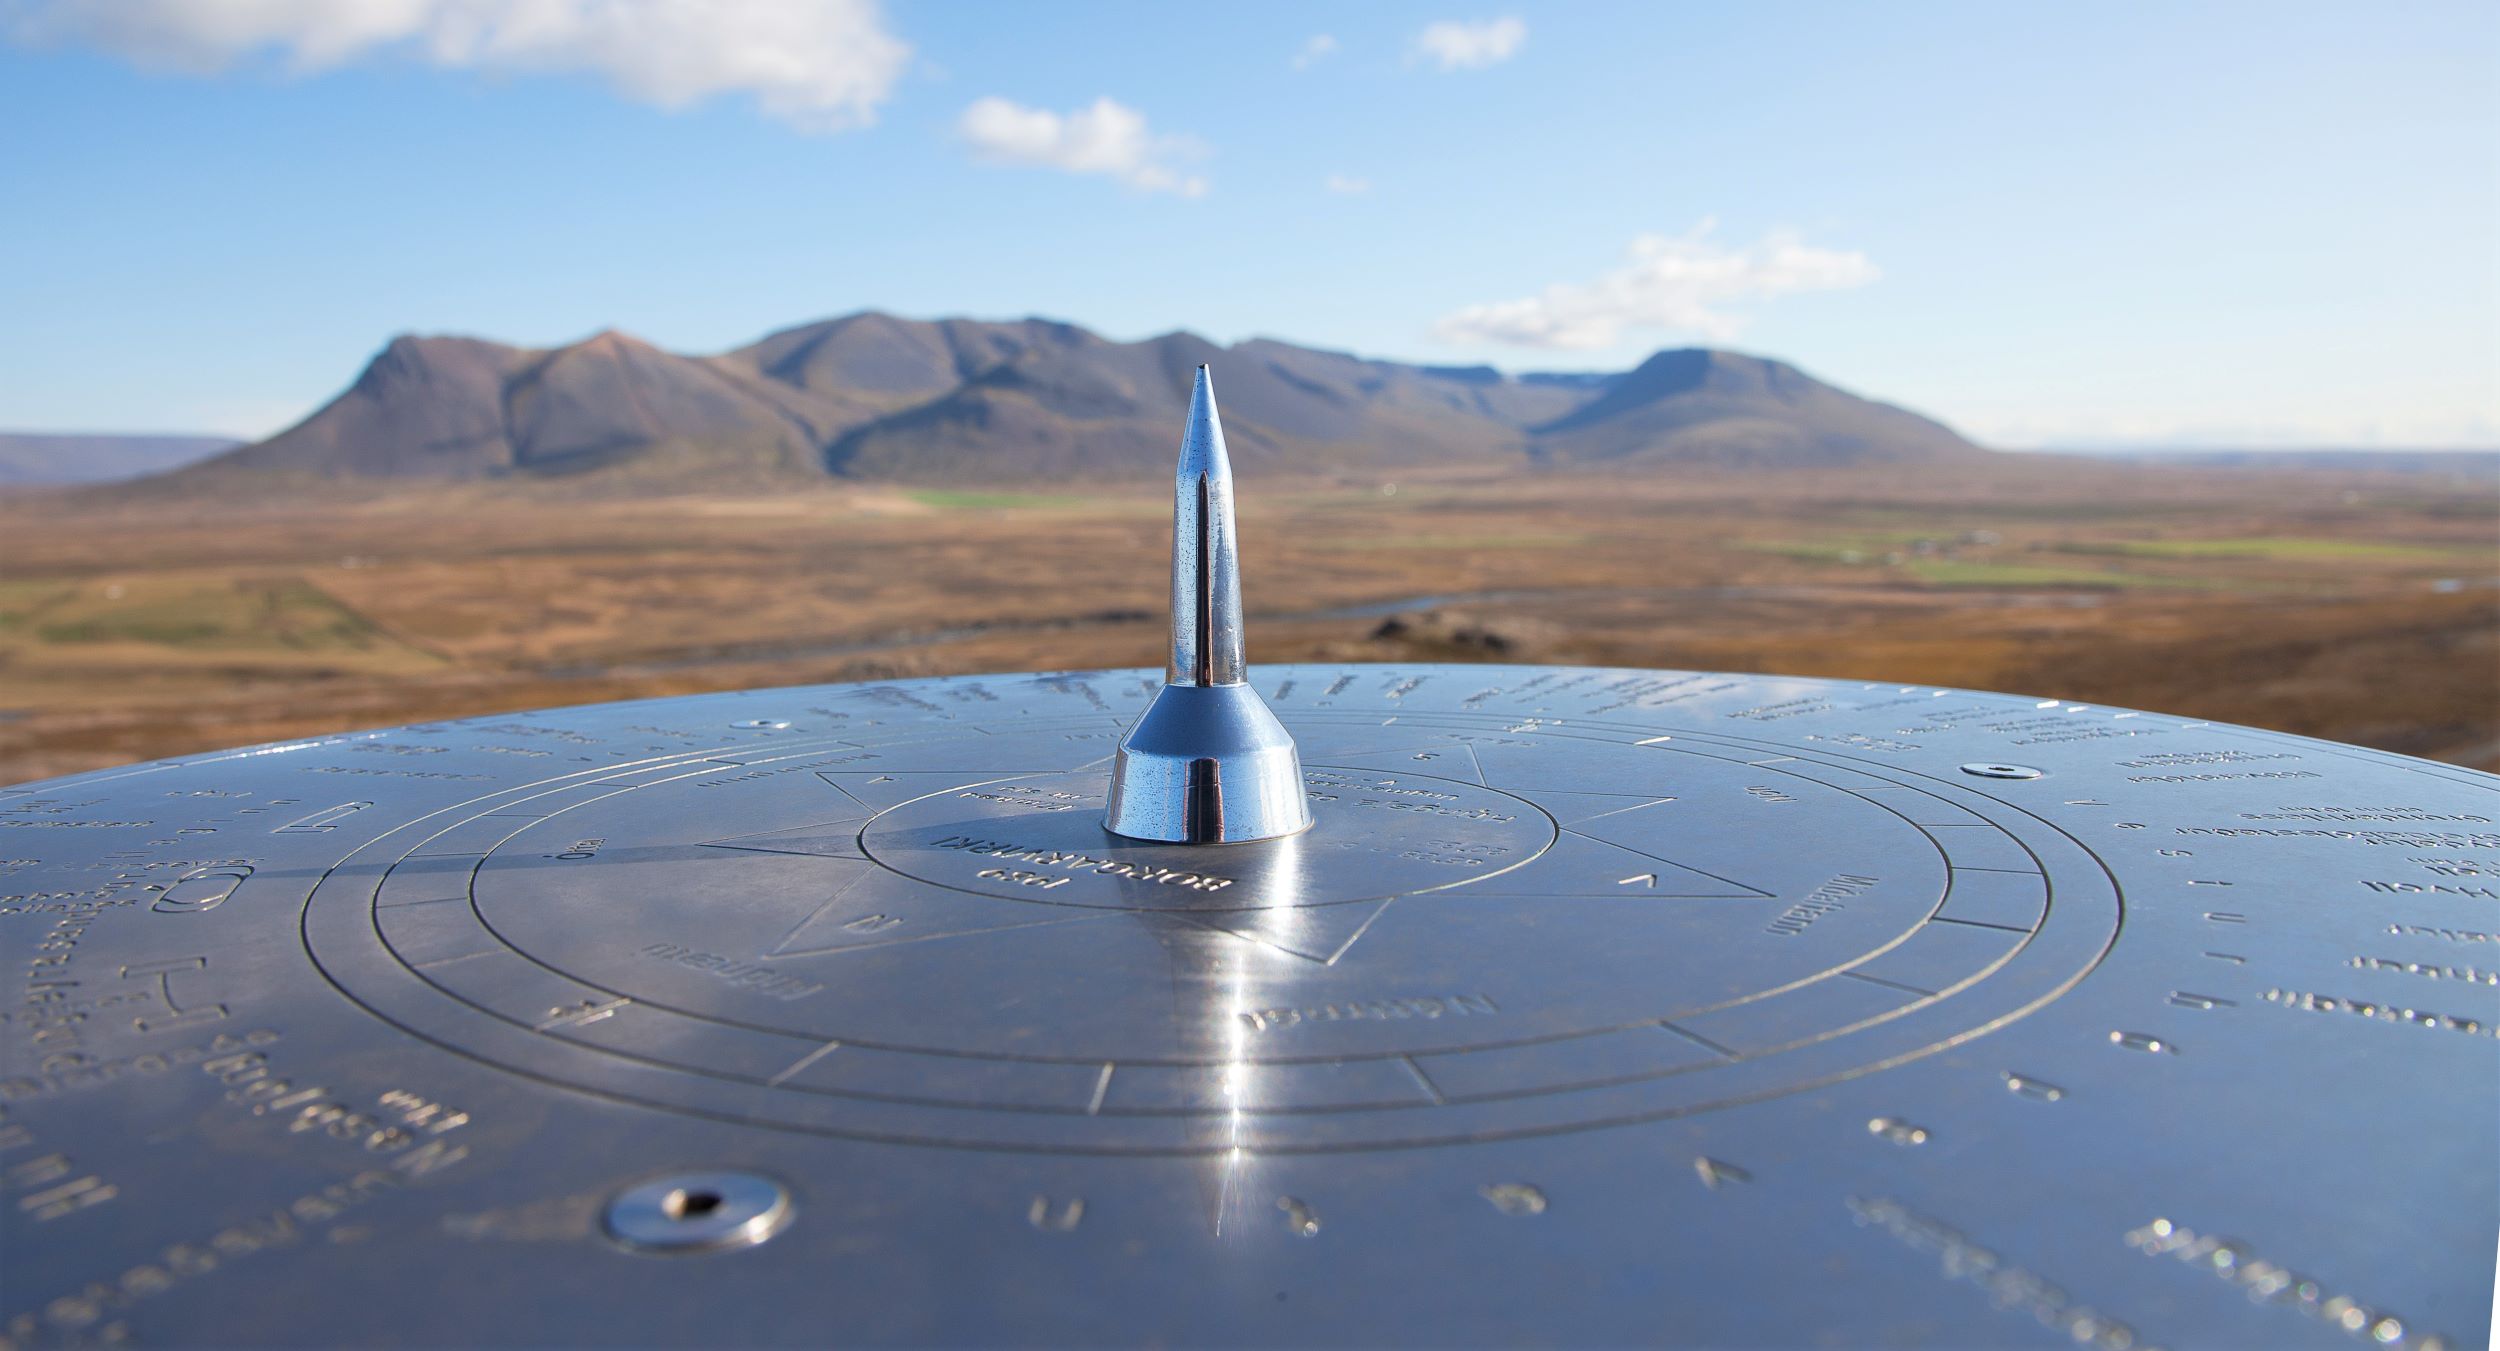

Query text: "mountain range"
[0, 432, 240, 486]
[171, 313, 1992, 485]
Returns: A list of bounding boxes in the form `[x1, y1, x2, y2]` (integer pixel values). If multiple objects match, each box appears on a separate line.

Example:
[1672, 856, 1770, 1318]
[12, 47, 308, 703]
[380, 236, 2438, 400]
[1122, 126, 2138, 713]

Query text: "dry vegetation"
[2, 459, 2492, 785]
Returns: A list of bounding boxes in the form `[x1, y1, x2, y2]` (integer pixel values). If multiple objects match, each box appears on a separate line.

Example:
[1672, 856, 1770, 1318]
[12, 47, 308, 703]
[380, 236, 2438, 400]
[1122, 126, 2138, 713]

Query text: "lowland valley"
[3, 458, 2490, 785]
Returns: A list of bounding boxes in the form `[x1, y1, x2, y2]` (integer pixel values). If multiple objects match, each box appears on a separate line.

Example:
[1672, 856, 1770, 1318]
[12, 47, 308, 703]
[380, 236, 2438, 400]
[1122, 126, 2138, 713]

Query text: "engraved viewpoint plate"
[2, 665, 2493, 1348]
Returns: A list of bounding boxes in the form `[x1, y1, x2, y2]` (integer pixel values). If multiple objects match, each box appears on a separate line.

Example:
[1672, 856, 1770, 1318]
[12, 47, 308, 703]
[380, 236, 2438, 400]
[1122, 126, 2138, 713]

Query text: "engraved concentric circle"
[292, 679, 2124, 1153]
[11, 663, 2496, 1349]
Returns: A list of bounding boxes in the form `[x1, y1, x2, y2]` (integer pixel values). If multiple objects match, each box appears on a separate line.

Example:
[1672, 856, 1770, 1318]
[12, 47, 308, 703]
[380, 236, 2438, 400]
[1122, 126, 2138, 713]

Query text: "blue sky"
[1, 0, 2492, 447]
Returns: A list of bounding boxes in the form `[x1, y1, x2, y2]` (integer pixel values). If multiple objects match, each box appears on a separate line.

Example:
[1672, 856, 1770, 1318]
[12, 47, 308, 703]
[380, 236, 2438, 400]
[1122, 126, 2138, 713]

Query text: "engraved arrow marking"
[766, 1041, 841, 1087]
[1693, 1157, 1751, 1189]
[1164, 895, 1396, 966]
[537, 998, 628, 1030]
[766, 871, 1121, 959]
[2002, 1072, 2065, 1101]
[702, 819, 872, 861]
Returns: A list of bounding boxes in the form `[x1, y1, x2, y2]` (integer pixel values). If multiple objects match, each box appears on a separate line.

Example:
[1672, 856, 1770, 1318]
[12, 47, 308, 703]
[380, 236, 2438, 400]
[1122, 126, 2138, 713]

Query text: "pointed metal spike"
[1104, 364, 1312, 844]
[1171, 364, 1244, 687]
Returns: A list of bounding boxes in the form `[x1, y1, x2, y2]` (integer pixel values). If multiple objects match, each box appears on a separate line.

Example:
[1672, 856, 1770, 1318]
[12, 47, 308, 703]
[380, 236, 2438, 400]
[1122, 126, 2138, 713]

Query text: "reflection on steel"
[1, 686, 2495, 1340]
[1105, 365, 1312, 844]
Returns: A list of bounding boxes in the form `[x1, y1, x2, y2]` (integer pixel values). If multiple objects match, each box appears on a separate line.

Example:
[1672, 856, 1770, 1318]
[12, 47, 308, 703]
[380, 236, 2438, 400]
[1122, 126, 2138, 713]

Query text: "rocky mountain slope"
[174, 313, 1990, 484]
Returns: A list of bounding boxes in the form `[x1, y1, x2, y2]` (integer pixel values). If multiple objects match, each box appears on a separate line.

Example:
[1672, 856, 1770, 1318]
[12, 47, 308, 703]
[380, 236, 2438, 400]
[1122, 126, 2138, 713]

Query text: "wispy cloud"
[1436, 220, 1880, 349]
[6, 0, 912, 133]
[1412, 17, 1525, 71]
[1290, 33, 1337, 70]
[958, 96, 1207, 197]
[1324, 174, 1371, 196]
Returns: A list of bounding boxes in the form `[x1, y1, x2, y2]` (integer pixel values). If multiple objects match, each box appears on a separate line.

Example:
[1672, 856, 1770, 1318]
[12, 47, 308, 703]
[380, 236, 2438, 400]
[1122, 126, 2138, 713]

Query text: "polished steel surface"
[1105, 366, 1312, 844]
[1, 666, 2494, 1348]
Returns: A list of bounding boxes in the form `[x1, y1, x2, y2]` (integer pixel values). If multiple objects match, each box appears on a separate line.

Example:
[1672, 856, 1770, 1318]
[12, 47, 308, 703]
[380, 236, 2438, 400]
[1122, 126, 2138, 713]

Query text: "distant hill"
[0, 432, 239, 485]
[165, 313, 1994, 486]
[2056, 448, 2500, 481]
[1527, 349, 1976, 466]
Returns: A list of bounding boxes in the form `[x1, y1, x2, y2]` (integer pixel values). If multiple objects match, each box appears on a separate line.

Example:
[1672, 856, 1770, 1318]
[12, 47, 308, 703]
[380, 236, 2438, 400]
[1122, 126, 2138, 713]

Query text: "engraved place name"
[2386, 923, 2499, 945]
[1338, 798, 1515, 824]
[474, 721, 600, 745]
[638, 944, 822, 1001]
[202, 1047, 477, 1167]
[2360, 879, 2500, 899]
[2125, 1218, 2449, 1350]
[1801, 731, 1922, 753]
[1241, 994, 1496, 1032]
[0, 890, 130, 916]
[1, 1028, 279, 1102]
[858, 686, 948, 714]
[1301, 770, 1458, 802]
[925, 837, 1234, 892]
[2117, 750, 2303, 768]
[955, 787, 1085, 812]
[1724, 698, 1832, 722]
[2346, 955, 2498, 986]
[2171, 826, 2500, 849]
[10, 1154, 461, 1344]
[303, 765, 494, 781]
[1845, 1196, 2154, 1351]
[2256, 987, 2492, 1038]
[0, 819, 154, 829]
[2241, 806, 2492, 824]
[1767, 874, 1876, 937]
[1585, 674, 1731, 714]
[2, 1114, 119, 1226]
[2126, 770, 2323, 784]
[2411, 856, 2500, 877]
[1960, 713, 2158, 748]
[15, 904, 132, 1075]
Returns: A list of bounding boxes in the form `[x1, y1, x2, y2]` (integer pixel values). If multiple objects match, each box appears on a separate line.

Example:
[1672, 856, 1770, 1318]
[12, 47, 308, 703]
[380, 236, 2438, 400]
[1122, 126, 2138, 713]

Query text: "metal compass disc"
[2, 666, 2494, 1349]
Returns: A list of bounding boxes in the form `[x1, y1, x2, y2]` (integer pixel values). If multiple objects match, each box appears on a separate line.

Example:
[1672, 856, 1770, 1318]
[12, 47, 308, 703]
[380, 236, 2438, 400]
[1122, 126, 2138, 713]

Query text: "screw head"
[1960, 762, 2044, 780]
[731, 719, 791, 730]
[603, 1172, 792, 1255]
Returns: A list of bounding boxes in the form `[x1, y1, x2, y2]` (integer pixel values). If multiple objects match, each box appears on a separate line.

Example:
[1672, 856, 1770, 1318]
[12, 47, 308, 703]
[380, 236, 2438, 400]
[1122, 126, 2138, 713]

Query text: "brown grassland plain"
[0, 458, 2492, 785]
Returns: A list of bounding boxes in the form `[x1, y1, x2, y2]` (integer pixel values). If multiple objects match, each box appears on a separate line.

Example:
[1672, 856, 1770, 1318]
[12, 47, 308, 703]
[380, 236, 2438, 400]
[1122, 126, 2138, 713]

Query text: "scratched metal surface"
[2, 665, 2493, 1349]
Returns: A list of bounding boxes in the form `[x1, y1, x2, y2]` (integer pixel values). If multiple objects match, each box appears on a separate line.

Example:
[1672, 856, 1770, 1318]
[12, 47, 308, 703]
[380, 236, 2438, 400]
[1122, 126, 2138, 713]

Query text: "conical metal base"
[1105, 364, 1312, 844]
[1103, 682, 1312, 844]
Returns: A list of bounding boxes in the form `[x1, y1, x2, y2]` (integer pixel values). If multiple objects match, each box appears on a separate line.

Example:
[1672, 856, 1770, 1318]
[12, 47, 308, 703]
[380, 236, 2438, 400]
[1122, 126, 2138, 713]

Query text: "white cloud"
[1436, 220, 1880, 350]
[1290, 33, 1336, 70]
[1324, 173, 1370, 196]
[958, 96, 1207, 197]
[1412, 16, 1525, 71]
[8, 0, 910, 132]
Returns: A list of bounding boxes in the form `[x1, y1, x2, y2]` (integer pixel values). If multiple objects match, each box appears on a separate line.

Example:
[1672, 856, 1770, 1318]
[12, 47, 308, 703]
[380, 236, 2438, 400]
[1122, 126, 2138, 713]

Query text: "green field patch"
[1312, 532, 1588, 551]
[1903, 560, 2209, 589]
[26, 576, 427, 661]
[2062, 536, 2480, 562]
[1730, 531, 1985, 564]
[1733, 540, 1881, 563]
[0, 580, 76, 632]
